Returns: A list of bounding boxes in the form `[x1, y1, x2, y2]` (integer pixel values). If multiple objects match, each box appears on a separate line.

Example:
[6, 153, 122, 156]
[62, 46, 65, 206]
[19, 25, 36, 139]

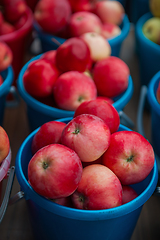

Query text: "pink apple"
[71, 164, 122, 210]
[0, 41, 13, 71]
[31, 121, 67, 155]
[92, 56, 130, 98]
[156, 80, 160, 104]
[34, 0, 72, 35]
[122, 185, 138, 204]
[0, 126, 10, 164]
[68, 0, 95, 12]
[53, 71, 97, 111]
[80, 32, 111, 62]
[74, 98, 120, 133]
[55, 37, 92, 73]
[68, 11, 103, 37]
[28, 143, 83, 199]
[102, 131, 155, 185]
[61, 114, 111, 162]
[94, 1, 125, 25]
[23, 59, 59, 98]
[101, 22, 121, 39]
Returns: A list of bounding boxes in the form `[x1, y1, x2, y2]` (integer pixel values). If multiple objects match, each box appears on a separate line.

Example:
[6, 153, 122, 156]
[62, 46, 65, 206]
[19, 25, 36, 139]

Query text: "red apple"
[74, 98, 120, 133]
[0, 41, 13, 71]
[102, 131, 155, 185]
[80, 32, 111, 62]
[156, 80, 160, 104]
[51, 196, 73, 207]
[92, 56, 130, 98]
[34, 0, 72, 35]
[28, 143, 83, 199]
[94, 1, 125, 25]
[0, 75, 3, 86]
[68, 11, 102, 37]
[68, 0, 95, 12]
[101, 22, 121, 39]
[96, 95, 114, 105]
[53, 71, 97, 111]
[14, 13, 27, 29]
[61, 114, 111, 162]
[122, 185, 138, 204]
[0, 11, 4, 28]
[55, 37, 92, 73]
[31, 120, 67, 155]
[71, 164, 122, 210]
[23, 59, 59, 98]
[0, 21, 15, 35]
[0, 126, 10, 164]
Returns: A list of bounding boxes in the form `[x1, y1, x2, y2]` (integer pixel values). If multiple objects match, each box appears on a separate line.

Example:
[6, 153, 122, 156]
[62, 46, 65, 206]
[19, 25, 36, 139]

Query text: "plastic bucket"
[17, 54, 134, 131]
[135, 12, 160, 87]
[33, 14, 130, 57]
[0, 66, 14, 126]
[0, 8, 33, 83]
[129, 0, 149, 24]
[15, 118, 158, 240]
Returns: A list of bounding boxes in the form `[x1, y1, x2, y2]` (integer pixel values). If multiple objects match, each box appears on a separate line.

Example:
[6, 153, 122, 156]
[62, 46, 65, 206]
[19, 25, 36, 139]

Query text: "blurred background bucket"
[0, 66, 14, 126]
[0, 8, 33, 83]
[15, 118, 158, 240]
[17, 54, 134, 132]
[33, 14, 130, 57]
[135, 12, 160, 87]
[129, 0, 149, 24]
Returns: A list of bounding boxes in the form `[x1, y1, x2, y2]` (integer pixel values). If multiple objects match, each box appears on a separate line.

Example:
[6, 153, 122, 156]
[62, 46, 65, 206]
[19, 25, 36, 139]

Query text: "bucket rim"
[17, 54, 134, 115]
[15, 120, 158, 221]
[0, 149, 11, 182]
[147, 71, 160, 116]
[0, 66, 14, 96]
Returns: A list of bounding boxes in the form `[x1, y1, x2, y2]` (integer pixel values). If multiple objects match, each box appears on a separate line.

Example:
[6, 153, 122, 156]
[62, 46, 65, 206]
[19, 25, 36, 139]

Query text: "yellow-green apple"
[102, 131, 155, 185]
[55, 37, 92, 73]
[61, 114, 111, 162]
[0, 126, 10, 164]
[68, 11, 103, 37]
[71, 164, 122, 210]
[122, 185, 138, 204]
[0, 41, 13, 71]
[94, 0, 125, 25]
[74, 98, 120, 133]
[31, 121, 67, 155]
[52, 71, 97, 111]
[28, 143, 83, 199]
[92, 56, 130, 98]
[68, 0, 95, 12]
[34, 0, 72, 35]
[156, 80, 160, 103]
[23, 59, 59, 98]
[149, 0, 160, 18]
[80, 32, 111, 62]
[142, 17, 160, 45]
[101, 22, 121, 39]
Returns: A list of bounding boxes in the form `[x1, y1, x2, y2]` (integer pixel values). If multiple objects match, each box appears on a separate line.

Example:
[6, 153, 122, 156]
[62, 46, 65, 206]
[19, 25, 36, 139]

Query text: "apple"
[51, 196, 73, 207]
[0, 21, 15, 35]
[80, 32, 111, 62]
[122, 185, 138, 204]
[23, 59, 59, 98]
[28, 143, 83, 199]
[68, 0, 95, 12]
[0, 75, 3, 86]
[61, 114, 111, 162]
[0, 11, 3, 28]
[94, 0, 125, 25]
[101, 22, 121, 39]
[52, 71, 97, 111]
[74, 98, 120, 134]
[96, 95, 114, 105]
[102, 130, 155, 185]
[71, 164, 122, 210]
[156, 80, 160, 103]
[149, 0, 160, 18]
[34, 0, 72, 35]
[142, 17, 160, 45]
[0, 126, 10, 164]
[0, 41, 13, 71]
[55, 37, 92, 73]
[68, 11, 103, 37]
[31, 120, 67, 155]
[92, 56, 130, 98]
[14, 13, 28, 29]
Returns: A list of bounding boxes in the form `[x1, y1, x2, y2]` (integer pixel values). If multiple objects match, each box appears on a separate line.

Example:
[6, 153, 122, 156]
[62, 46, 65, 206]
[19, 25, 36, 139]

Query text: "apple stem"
[127, 155, 134, 162]
[72, 129, 80, 134]
[42, 161, 49, 170]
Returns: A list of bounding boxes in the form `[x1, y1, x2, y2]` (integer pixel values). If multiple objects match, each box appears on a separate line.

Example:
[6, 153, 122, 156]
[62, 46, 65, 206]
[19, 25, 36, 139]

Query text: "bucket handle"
[5, 85, 20, 108]
[137, 85, 160, 196]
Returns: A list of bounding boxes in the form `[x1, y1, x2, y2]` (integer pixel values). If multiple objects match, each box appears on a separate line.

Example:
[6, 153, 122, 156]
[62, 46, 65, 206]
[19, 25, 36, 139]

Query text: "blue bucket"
[135, 12, 160, 86]
[129, 0, 149, 24]
[17, 54, 134, 131]
[15, 118, 158, 240]
[33, 14, 130, 57]
[0, 66, 14, 126]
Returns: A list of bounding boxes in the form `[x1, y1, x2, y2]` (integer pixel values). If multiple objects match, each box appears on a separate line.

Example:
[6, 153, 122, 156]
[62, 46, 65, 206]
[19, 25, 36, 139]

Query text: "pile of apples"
[142, 0, 160, 45]
[28, 112, 155, 210]
[34, 0, 125, 40]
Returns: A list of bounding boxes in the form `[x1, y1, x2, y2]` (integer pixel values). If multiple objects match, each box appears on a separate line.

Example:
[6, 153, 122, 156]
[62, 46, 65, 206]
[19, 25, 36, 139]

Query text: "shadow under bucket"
[17, 54, 134, 132]
[33, 14, 130, 57]
[15, 118, 158, 240]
